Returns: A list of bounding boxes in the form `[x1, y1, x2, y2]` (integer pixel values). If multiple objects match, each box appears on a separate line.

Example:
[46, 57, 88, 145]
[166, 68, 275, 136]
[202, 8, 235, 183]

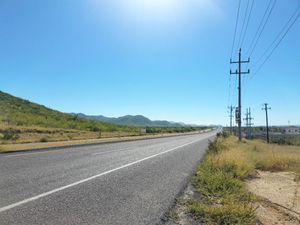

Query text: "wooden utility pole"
[262, 103, 271, 143]
[228, 105, 234, 134]
[230, 48, 250, 141]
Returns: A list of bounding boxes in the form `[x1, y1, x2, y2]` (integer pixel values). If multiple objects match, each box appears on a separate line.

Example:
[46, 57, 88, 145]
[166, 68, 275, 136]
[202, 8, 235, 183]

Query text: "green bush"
[2, 129, 20, 140]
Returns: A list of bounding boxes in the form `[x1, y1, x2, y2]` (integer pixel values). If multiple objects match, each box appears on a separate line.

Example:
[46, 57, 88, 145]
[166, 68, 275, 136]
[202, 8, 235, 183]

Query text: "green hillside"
[0, 91, 208, 145]
[76, 114, 185, 127]
[0, 91, 136, 133]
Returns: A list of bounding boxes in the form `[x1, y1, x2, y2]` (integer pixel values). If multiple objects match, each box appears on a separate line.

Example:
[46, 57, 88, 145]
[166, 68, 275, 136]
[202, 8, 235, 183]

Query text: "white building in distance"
[282, 126, 300, 135]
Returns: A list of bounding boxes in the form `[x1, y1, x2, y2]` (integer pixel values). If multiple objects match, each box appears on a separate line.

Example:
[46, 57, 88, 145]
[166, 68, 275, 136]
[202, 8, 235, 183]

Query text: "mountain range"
[74, 114, 190, 127]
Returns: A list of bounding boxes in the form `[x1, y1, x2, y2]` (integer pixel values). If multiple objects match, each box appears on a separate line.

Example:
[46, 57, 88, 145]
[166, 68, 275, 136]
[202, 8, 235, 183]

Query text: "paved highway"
[0, 131, 217, 225]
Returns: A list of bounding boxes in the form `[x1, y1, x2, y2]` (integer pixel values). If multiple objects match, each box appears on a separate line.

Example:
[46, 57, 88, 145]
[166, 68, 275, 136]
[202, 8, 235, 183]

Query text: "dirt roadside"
[164, 171, 300, 225]
[247, 171, 300, 225]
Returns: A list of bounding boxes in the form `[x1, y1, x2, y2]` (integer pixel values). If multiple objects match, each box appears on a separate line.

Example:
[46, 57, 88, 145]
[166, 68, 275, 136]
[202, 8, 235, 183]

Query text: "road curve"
[0, 131, 217, 225]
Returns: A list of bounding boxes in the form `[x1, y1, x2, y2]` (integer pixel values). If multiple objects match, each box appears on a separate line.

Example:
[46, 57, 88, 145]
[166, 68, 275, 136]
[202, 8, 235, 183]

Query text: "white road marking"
[0, 138, 204, 213]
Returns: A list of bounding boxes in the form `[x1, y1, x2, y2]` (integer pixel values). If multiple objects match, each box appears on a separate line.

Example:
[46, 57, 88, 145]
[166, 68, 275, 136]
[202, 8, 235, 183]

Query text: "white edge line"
[0, 138, 204, 213]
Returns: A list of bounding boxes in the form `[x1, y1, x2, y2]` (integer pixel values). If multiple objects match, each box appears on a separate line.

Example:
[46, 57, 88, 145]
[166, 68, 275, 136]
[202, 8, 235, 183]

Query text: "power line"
[231, 74, 238, 108]
[227, 74, 232, 107]
[240, 0, 255, 49]
[254, 5, 300, 75]
[229, 0, 241, 110]
[244, 1, 274, 85]
[245, 0, 273, 56]
[236, 0, 250, 53]
[255, 4, 300, 66]
[230, 0, 242, 59]
[246, 0, 277, 57]
[245, 3, 299, 94]
[241, 75, 250, 104]
[228, 75, 238, 116]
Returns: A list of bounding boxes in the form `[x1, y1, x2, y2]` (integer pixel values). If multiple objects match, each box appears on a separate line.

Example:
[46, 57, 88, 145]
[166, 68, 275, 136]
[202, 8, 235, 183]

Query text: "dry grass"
[0, 126, 205, 152]
[0, 124, 141, 145]
[213, 136, 300, 177]
[0, 124, 142, 151]
[0, 136, 143, 152]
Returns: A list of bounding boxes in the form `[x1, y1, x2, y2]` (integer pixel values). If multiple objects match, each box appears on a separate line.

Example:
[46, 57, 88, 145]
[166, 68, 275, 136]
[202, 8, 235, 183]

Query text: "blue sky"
[0, 0, 299, 126]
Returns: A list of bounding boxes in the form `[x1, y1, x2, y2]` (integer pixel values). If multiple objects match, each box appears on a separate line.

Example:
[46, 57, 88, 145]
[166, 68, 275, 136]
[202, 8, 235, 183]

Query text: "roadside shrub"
[213, 147, 256, 179]
[67, 135, 73, 140]
[207, 139, 227, 154]
[88, 125, 100, 132]
[187, 137, 256, 225]
[68, 124, 77, 129]
[189, 200, 256, 225]
[192, 160, 247, 200]
[40, 137, 48, 142]
[2, 128, 20, 140]
[217, 131, 230, 139]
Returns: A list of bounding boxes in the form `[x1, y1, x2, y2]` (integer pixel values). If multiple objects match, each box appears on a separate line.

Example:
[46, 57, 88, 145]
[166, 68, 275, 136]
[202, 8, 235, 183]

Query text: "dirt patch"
[247, 171, 300, 225]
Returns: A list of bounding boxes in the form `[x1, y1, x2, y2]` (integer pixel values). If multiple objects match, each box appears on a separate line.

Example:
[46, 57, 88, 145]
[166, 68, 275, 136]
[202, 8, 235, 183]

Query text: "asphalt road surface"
[0, 131, 217, 225]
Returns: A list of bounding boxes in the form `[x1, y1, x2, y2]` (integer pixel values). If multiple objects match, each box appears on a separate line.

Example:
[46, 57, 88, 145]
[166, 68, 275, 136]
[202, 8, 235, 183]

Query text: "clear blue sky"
[0, 0, 299, 126]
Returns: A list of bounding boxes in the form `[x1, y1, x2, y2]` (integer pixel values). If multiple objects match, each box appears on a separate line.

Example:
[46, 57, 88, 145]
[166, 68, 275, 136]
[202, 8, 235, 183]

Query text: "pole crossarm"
[230, 70, 250, 75]
[230, 59, 250, 64]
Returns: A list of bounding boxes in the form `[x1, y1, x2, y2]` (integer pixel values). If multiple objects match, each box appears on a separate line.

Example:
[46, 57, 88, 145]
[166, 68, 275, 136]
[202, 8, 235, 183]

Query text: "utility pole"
[262, 103, 271, 143]
[248, 107, 254, 139]
[230, 48, 250, 141]
[243, 107, 254, 139]
[243, 108, 249, 137]
[228, 105, 234, 134]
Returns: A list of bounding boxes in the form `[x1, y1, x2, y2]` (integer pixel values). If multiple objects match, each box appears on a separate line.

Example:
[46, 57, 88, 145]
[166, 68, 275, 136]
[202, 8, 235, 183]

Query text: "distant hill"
[0, 91, 210, 145]
[75, 113, 190, 127]
[0, 90, 201, 131]
[0, 91, 134, 132]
